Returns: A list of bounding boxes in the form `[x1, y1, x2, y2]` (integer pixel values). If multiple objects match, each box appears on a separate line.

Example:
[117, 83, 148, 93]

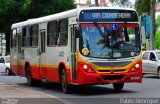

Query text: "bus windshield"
[79, 23, 141, 59]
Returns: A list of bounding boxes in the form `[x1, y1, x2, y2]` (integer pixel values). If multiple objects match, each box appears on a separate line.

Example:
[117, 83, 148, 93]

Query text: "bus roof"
[11, 7, 137, 29]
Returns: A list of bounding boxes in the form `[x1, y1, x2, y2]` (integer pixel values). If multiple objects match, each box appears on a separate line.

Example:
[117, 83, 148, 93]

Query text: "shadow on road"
[0, 73, 139, 96]
[20, 82, 136, 96]
[0, 72, 15, 76]
[143, 74, 159, 79]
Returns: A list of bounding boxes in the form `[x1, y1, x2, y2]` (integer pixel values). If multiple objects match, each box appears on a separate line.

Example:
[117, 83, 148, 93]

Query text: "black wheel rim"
[6, 69, 9, 75]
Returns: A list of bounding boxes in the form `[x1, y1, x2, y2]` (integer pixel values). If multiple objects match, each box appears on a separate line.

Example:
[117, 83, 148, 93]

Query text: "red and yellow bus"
[11, 7, 142, 93]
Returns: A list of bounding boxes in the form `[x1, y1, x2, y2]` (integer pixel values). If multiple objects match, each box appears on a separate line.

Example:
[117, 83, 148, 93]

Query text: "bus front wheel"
[61, 68, 71, 94]
[113, 83, 124, 91]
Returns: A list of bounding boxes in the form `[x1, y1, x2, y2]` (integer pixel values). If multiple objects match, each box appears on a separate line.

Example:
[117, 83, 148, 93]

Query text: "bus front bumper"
[75, 69, 142, 85]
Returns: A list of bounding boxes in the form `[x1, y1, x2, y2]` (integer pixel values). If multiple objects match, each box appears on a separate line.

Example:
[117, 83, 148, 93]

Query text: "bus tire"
[158, 68, 160, 79]
[5, 68, 10, 75]
[61, 68, 71, 94]
[26, 66, 38, 86]
[113, 83, 124, 91]
[5, 68, 14, 76]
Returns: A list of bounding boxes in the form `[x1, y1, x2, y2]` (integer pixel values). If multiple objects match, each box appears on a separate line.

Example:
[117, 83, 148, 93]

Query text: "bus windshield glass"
[79, 23, 140, 59]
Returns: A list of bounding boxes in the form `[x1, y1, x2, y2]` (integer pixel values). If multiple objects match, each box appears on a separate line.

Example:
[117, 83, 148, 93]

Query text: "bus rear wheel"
[5, 68, 13, 76]
[26, 66, 39, 86]
[113, 83, 124, 91]
[61, 68, 71, 94]
[158, 69, 160, 79]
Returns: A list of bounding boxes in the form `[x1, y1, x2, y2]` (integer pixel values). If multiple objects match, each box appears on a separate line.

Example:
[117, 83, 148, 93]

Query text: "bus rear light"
[79, 63, 96, 73]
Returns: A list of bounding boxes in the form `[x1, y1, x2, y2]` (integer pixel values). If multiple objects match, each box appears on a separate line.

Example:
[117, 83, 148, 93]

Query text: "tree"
[134, 0, 151, 15]
[154, 30, 160, 49]
[154, 16, 160, 49]
[0, 0, 24, 54]
[134, 0, 156, 50]
[0, 0, 76, 54]
[23, 0, 75, 19]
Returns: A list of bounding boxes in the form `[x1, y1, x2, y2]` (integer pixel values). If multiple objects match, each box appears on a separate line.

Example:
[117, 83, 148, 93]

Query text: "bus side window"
[47, 21, 57, 46]
[11, 29, 17, 48]
[57, 19, 68, 46]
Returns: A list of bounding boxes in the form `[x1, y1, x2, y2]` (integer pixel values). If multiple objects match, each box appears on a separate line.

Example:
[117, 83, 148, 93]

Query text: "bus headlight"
[130, 62, 142, 72]
[83, 64, 88, 69]
[79, 63, 96, 73]
[135, 64, 140, 68]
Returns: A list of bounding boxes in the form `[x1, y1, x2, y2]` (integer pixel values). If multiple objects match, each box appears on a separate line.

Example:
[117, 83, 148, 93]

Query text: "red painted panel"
[47, 68, 60, 82]
[80, 23, 139, 28]
[10, 65, 18, 75]
[31, 66, 41, 80]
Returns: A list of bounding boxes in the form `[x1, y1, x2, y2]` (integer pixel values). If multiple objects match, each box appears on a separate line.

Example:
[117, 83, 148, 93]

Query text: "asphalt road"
[0, 73, 160, 104]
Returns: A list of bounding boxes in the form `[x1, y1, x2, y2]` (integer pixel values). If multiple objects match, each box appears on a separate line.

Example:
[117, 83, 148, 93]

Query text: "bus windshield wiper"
[123, 22, 129, 42]
[93, 22, 105, 38]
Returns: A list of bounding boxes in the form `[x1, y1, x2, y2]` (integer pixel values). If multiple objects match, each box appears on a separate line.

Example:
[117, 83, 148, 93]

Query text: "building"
[0, 33, 6, 56]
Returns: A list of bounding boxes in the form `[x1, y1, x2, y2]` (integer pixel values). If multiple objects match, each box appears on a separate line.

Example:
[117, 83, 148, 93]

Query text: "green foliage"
[0, 0, 76, 53]
[155, 17, 160, 49]
[155, 17, 160, 32]
[154, 31, 160, 49]
[156, 17, 160, 25]
[134, 0, 151, 15]
[22, 0, 76, 18]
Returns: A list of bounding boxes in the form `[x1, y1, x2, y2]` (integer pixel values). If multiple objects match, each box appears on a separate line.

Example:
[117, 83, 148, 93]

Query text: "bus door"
[70, 25, 77, 82]
[17, 28, 22, 76]
[39, 23, 47, 80]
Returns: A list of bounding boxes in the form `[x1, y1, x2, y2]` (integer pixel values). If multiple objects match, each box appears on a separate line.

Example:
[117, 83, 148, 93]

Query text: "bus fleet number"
[59, 51, 64, 57]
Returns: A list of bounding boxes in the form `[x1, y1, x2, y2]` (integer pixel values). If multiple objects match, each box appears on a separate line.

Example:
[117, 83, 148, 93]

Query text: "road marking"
[37, 91, 57, 98]
[38, 91, 73, 104]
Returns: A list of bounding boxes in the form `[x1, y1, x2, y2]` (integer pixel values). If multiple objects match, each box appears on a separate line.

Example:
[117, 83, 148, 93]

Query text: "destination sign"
[79, 9, 138, 22]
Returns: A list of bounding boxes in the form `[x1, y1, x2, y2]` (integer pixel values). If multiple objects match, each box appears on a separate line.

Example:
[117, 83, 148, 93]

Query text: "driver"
[114, 29, 124, 42]
[112, 29, 124, 48]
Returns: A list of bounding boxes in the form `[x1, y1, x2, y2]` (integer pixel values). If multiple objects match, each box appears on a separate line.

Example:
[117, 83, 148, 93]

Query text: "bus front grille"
[97, 69, 126, 73]
[93, 61, 131, 67]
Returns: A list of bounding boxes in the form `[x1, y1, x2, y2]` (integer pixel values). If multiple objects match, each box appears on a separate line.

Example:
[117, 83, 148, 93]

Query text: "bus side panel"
[45, 47, 70, 83]
[23, 48, 40, 79]
[31, 65, 41, 80]
[10, 49, 18, 75]
[21, 64, 26, 77]
[47, 67, 60, 83]
[10, 64, 18, 75]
